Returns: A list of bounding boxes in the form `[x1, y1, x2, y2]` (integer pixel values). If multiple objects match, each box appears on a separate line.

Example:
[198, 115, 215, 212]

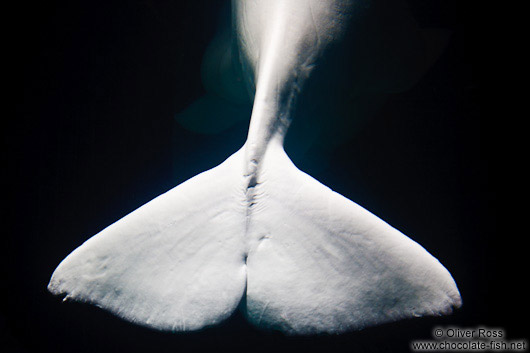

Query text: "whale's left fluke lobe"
[48, 149, 248, 331]
[242, 142, 461, 335]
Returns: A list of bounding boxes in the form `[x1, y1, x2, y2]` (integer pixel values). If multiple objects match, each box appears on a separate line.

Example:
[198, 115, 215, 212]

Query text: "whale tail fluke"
[48, 149, 248, 332]
[48, 144, 461, 334]
[243, 143, 461, 334]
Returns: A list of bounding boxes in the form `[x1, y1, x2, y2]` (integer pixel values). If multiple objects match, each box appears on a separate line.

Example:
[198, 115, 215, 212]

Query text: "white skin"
[234, 0, 354, 181]
[48, 0, 460, 335]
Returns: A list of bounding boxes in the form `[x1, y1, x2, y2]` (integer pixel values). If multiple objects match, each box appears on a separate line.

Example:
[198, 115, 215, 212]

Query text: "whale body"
[48, 0, 461, 335]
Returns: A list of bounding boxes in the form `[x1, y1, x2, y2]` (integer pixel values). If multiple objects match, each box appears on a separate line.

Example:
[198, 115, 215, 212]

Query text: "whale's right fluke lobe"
[48, 149, 248, 332]
[243, 142, 461, 335]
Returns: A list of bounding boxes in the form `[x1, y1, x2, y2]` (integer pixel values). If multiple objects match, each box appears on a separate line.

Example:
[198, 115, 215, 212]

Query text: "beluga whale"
[48, 0, 461, 335]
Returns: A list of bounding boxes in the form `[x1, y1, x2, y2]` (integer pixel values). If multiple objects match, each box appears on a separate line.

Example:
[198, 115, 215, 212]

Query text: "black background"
[5, 1, 524, 352]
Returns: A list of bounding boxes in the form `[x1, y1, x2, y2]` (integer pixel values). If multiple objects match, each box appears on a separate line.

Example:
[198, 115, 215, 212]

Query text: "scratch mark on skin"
[257, 300, 270, 325]
[308, 1, 322, 47]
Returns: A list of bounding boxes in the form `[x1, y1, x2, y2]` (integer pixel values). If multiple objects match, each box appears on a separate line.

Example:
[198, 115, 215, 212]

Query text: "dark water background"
[6, 0, 523, 352]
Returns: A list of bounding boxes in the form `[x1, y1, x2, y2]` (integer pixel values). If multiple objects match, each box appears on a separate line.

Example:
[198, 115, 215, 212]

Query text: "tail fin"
[48, 144, 461, 334]
[48, 149, 248, 331]
[243, 143, 461, 334]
